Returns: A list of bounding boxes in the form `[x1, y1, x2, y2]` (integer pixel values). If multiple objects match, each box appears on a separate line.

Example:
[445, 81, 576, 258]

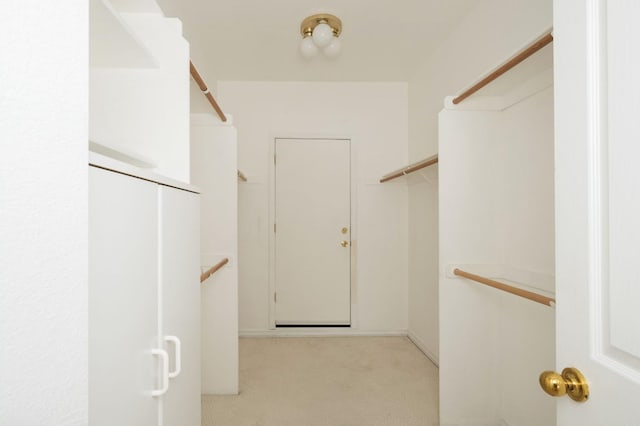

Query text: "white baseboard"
[407, 330, 439, 367]
[438, 418, 505, 426]
[201, 389, 239, 396]
[239, 328, 408, 338]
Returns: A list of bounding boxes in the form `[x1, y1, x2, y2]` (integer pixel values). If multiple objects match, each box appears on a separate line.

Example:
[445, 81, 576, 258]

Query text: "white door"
[89, 167, 160, 426]
[274, 138, 351, 326]
[159, 186, 201, 426]
[554, 0, 640, 423]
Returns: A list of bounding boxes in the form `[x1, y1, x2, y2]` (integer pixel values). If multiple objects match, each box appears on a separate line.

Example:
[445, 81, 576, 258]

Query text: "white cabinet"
[159, 186, 201, 425]
[89, 165, 200, 425]
[89, 166, 159, 426]
[89, 0, 196, 420]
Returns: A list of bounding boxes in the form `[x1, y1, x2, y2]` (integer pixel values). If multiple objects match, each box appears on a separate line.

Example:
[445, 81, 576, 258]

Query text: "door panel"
[274, 138, 351, 325]
[159, 187, 201, 426]
[605, 1, 640, 363]
[89, 167, 159, 426]
[555, 0, 640, 423]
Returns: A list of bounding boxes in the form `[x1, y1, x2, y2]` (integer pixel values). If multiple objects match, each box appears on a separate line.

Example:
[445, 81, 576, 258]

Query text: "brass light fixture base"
[300, 14, 342, 37]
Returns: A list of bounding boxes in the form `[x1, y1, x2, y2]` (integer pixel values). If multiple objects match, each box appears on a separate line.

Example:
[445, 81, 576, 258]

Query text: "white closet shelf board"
[89, 151, 199, 193]
[445, 42, 553, 111]
[90, 0, 157, 68]
[89, 140, 156, 169]
[379, 154, 439, 184]
[445, 264, 555, 300]
[405, 166, 437, 185]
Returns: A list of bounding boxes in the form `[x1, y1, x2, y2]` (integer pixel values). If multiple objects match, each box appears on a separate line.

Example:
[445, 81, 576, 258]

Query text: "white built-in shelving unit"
[89, 1, 200, 425]
[439, 32, 556, 426]
[89, 0, 190, 182]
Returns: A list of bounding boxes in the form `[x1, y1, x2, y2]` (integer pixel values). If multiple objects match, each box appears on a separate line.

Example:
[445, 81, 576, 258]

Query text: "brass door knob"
[539, 367, 589, 402]
[340, 240, 349, 247]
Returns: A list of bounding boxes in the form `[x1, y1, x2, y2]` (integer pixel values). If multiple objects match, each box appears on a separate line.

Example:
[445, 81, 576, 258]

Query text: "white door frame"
[267, 134, 358, 330]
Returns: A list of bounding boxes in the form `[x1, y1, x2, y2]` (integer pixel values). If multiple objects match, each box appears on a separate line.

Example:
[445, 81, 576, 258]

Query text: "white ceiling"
[155, 0, 480, 81]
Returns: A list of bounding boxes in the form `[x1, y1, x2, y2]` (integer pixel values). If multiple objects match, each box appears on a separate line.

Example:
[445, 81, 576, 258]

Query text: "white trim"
[438, 419, 503, 426]
[239, 329, 408, 338]
[268, 137, 276, 329]
[407, 331, 439, 367]
[586, 0, 606, 362]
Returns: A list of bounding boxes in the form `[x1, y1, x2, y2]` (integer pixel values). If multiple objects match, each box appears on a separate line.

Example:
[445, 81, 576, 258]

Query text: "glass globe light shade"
[323, 36, 341, 58]
[299, 36, 318, 58]
[312, 22, 333, 48]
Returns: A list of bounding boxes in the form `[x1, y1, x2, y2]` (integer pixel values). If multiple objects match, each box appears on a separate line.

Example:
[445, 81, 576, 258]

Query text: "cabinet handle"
[164, 335, 182, 378]
[151, 349, 169, 397]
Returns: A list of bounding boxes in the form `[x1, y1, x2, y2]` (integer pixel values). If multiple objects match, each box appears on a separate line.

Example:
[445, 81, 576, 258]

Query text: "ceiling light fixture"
[299, 14, 342, 59]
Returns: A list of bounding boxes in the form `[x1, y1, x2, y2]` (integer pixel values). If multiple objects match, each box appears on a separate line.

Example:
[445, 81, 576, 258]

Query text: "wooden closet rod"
[452, 32, 554, 105]
[189, 60, 227, 122]
[453, 268, 555, 307]
[200, 258, 229, 283]
[380, 154, 438, 183]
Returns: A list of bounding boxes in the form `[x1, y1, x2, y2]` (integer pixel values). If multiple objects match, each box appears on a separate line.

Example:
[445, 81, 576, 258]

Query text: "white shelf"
[89, 151, 199, 194]
[90, 0, 157, 68]
[445, 40, 553, 111]
[89, 140, 156, 169]
[379, 154, 438, 183]
[446, 264, 555, 297]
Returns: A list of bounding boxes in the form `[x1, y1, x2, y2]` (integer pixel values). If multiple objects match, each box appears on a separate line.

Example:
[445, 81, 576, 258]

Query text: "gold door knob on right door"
[340, 240, 349, 247]
[539, 367, 589, 402]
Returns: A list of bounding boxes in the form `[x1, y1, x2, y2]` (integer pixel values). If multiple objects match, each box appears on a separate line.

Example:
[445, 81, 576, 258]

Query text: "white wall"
[191, 115, 239, 394]
[0, 1, 88, 424]
[217, 82, 409, 334]
[406, 0, 553, 364]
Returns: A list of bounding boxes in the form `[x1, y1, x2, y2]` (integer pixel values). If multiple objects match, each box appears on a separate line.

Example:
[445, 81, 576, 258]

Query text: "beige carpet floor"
[202, 336, 439, 426]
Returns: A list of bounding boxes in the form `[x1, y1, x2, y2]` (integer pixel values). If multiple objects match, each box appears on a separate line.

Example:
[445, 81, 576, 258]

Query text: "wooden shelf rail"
[380, 154, 438, 183]
[237, 170, 247, 182]
[452, 31, 554, 105]
[453, 268, 555, 307]
[200, 258, 229, 283]
[189, 60, 227, 122]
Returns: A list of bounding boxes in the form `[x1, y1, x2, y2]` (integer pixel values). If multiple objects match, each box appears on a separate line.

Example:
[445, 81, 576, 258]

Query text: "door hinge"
[274, 153, 276, 165]
[274, 223, 276, 233]
[274, 292, 277, 303]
